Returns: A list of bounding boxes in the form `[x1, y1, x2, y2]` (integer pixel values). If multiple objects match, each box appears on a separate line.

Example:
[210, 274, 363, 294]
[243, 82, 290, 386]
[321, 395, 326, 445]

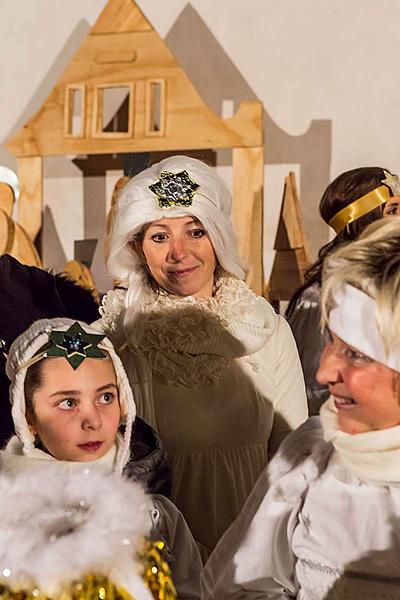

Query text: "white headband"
[329, 284, 400, 372]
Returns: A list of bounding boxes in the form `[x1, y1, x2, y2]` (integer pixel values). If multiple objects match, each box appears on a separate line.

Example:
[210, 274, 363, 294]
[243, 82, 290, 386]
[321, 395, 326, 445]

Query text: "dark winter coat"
[285, 281, 329, 416]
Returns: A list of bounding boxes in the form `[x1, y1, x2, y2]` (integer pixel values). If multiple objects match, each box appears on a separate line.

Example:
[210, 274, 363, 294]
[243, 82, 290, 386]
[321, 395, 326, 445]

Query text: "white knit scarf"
[320, 397, 400, 484]
[101, 274, 276, 388]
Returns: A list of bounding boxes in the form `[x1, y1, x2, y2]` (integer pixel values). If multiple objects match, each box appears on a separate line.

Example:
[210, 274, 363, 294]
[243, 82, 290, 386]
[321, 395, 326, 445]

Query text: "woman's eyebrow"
[147, 223, 169, 230]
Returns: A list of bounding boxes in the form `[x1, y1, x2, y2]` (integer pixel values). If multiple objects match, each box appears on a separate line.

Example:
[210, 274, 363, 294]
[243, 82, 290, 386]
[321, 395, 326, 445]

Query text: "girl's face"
[29, 357, 121, 462]
[140, 215, 217, 298]
[316, 331, 400, 434]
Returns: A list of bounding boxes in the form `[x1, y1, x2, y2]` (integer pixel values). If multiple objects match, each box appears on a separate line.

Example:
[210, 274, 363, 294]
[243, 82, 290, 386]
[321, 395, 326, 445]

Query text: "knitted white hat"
[107, 155, 246, 307]
[6, 318, 136, 473]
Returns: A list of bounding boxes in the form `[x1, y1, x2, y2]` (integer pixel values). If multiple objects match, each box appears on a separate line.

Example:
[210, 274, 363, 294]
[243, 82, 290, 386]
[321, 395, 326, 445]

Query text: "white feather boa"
[0, 469, 154, 600]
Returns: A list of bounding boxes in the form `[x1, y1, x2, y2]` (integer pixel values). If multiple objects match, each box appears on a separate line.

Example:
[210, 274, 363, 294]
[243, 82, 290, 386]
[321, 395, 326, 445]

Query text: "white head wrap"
[329, 284, 400, 372]
[6, 318, 136, 473]
[107, 155, 245, 307]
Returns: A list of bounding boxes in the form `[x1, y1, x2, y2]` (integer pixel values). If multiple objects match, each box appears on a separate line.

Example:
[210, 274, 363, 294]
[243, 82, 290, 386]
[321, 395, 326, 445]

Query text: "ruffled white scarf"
[101, 274, 276, 388]
[320, 397, 400, 484]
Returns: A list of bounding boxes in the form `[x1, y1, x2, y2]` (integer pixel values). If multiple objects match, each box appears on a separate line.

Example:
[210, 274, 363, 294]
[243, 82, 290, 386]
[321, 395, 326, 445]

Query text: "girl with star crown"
[0, 317, 202, 600]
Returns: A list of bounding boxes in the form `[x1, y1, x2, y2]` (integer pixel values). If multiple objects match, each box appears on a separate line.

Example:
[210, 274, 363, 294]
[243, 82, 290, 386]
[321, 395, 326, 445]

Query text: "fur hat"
[6, 318, 136, 473]
[107, 155, 246, 307]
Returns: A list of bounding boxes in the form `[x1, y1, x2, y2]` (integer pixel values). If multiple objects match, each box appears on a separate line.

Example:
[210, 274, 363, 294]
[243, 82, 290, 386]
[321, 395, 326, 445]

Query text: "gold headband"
[328, 185, 390, 233]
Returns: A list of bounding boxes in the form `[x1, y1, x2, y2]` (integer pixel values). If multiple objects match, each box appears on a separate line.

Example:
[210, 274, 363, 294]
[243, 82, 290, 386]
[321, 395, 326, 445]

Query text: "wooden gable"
[7, 0, 262, 157]
[6, 0, 264, 293]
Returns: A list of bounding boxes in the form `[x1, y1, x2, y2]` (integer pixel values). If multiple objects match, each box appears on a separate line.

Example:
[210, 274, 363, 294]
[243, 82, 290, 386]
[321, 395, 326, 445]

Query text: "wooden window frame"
[63, 85, 86, 138]
[92, 82, 134, 139]
[145, 79, 166, 137]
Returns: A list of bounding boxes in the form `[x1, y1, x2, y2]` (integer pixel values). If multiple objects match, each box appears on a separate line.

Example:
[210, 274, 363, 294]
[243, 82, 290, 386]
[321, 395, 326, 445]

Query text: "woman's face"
[383, 196, 400, 216]
[29, 357, 121, 461]
[140, 216, 217, 298]
[316, 331, 400, 434]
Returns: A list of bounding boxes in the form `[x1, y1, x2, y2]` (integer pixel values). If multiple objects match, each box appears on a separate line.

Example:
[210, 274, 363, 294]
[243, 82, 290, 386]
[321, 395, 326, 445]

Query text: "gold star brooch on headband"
[149, 170, 200, 209]
[381, 170, 400, 196]
[47, 322, 107, 370]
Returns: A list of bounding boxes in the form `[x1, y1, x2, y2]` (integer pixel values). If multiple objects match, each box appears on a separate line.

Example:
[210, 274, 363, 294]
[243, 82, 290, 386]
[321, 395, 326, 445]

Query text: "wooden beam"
[17, 156, 43, 241]
[233, 146, 264, 295]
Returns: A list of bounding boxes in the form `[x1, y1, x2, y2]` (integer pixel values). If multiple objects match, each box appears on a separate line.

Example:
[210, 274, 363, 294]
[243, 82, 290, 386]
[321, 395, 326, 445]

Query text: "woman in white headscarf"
[202, 217, 400, 598]
[99, 155, 307, 559]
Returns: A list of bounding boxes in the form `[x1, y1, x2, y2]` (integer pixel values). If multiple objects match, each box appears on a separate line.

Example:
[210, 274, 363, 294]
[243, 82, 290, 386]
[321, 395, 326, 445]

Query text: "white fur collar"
[101, 274, 276, 388]
[0, 466, 152, 598]
[0, 436, 118, 477]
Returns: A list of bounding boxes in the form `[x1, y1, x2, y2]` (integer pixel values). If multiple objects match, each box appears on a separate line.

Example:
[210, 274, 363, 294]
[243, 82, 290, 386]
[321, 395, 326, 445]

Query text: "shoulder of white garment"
[267, 417, 333, 489]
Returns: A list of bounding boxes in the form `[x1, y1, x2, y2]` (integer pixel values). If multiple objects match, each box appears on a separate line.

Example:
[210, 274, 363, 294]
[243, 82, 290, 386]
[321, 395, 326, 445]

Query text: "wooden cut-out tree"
[268, 172, 311, 303]
[6, 0, 264, 293]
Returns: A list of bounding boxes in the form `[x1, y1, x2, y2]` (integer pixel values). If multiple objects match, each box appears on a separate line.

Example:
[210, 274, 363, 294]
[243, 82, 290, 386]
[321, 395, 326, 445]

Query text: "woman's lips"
[167, 266, 198, 279]
[333, 396, 356, 410]
[78, 441, 104, 452]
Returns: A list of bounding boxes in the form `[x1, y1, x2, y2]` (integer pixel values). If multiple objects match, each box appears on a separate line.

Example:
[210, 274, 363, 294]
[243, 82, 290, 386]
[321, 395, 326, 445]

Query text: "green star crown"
[148, 170, 200, 209]
[47, 322, 107, 370]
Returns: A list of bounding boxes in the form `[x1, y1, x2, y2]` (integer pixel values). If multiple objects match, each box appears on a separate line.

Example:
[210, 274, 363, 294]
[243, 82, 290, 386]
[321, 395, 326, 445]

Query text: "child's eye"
[188, 228, 206, 238]
[99, 392, 115, 404]
[58, 398, 76, 410]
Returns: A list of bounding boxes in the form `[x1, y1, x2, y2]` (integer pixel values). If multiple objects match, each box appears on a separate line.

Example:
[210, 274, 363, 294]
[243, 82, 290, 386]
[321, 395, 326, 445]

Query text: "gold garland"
[0, 575, 133, 600]
[0, 541, 176, 600]
[140, 540, 176, 600]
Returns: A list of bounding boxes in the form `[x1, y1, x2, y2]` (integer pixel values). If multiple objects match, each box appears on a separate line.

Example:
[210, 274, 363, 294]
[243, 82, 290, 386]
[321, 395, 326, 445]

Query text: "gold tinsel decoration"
[0, 574, 133, 600]
[140, 540, 176, 600]
[0, 541, 176, 600]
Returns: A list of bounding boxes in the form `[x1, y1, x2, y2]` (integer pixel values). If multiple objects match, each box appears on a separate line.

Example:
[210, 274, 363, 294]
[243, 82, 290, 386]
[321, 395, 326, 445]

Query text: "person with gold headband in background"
[285, 166, 400, 416]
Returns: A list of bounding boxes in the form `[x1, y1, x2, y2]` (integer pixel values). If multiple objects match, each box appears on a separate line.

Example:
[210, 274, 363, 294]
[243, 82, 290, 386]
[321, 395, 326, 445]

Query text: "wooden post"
[232, 146, 264, 295]
[17, 156, 43, 241]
